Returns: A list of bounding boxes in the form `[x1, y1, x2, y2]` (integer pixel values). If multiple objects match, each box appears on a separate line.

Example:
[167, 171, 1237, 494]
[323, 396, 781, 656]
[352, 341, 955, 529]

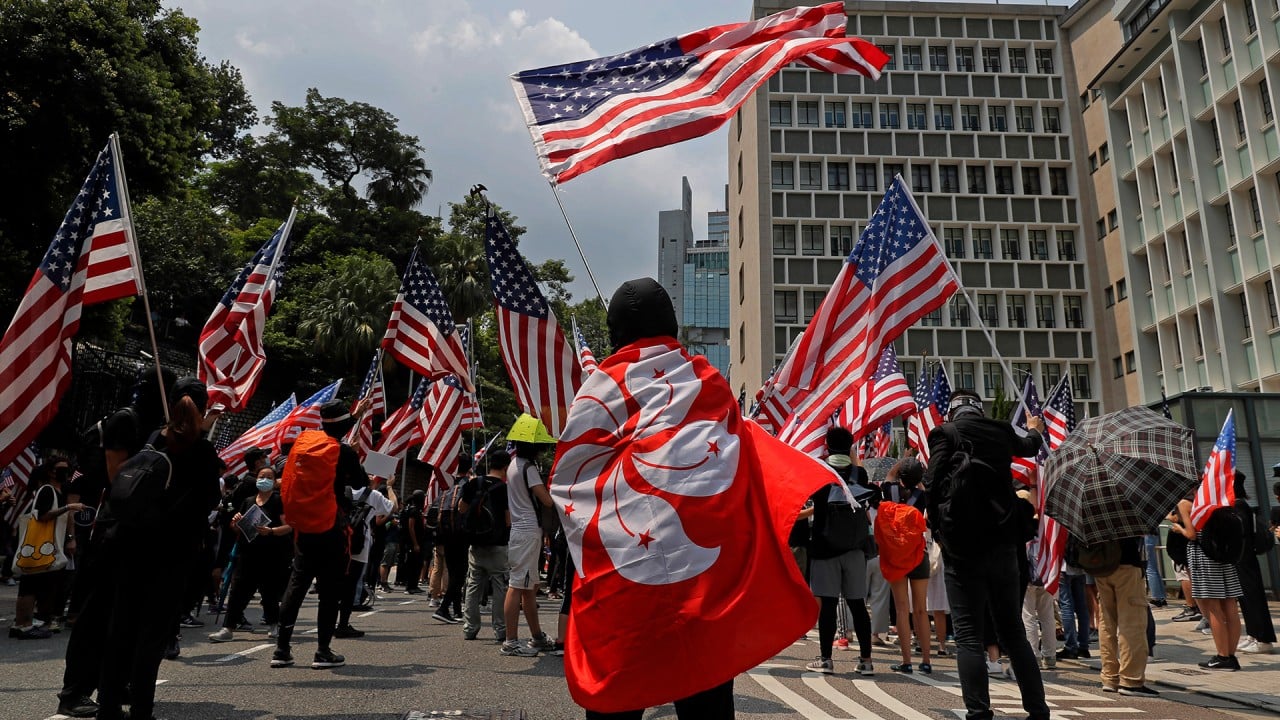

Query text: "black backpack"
[98, 438, 172, 541]
[819, 482, 872, 555]
[462, 477, 504, 546]
[426, 486, 463, 542]
[348, 487, 374, 555]
[1245, 505, 1277, 554]
[1199, 506, 1248, 564]
[930, 427, 1014, 555]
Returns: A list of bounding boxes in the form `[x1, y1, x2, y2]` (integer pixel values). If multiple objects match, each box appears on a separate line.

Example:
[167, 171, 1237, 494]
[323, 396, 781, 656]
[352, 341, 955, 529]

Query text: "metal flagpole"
[545, 182, 609, 309]
[958, 287, 1018, 392]
[401, 368, 413, 501]
[110, 132, 170, 424]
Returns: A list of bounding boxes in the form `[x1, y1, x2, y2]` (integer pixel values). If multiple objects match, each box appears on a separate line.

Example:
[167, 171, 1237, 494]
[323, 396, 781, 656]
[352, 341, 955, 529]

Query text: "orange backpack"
[874, 501, 927, 583]
[281, 430, 341, 534]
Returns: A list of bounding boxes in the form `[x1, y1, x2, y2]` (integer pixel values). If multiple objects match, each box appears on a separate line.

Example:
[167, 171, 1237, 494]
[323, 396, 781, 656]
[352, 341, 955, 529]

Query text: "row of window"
[1087, 142, 1111, 173]
[1104, 278, 1129, 307]
[770, 159, 1071, 196]
[874, 43, 1056, 74]
[771, 224, 1078, 261]
[768, 100, 1062, 133]
[890, 360, 1090, 399]
[773, 289, 1086, 329]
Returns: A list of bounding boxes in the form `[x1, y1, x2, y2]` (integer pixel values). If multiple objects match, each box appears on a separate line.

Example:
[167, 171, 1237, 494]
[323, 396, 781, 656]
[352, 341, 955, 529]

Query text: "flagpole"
[545, 182, 608, 309]
[401, 369, 413, 501]
[958, 287, 1018, 393]
[268, 205, 298, 282]
[110, 133, 170, 424]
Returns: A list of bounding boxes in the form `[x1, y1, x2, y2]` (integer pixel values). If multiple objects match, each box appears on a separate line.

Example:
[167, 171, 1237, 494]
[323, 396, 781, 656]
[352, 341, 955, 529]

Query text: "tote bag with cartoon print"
[12, 486, 69, 576]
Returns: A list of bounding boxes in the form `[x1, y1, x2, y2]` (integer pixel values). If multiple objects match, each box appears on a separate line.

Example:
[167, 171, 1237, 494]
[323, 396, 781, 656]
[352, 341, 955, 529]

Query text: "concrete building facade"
[659, 178, 732, 378]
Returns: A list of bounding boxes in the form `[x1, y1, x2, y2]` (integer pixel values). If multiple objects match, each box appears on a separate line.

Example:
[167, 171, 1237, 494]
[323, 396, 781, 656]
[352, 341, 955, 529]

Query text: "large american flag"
[906, 366, 951, 463]
[218, 396, 297, 478]
[1190, 409, 1236, 530]
[1033, 378, 1075, 594]
[381, 247, 473, 392]
[274, 380, 343, 450]
[417, 374, 469, 478]
[0, 140, 142, 468]
[1010, 375, 1043, 487]
[844, 345, 914, 441]
[485, 207, 584, 437]
[872, 423, 892, 459]
[572, 315, 599, 375]
[348, 354, 386, 459]
[775, 178, 960, 449]
[510, 3, 887, 183]
[2, 444, 41, 525]
[750, 362, 794, 435]
[198, 208, 295, 412]
[378, 378, 431, 462]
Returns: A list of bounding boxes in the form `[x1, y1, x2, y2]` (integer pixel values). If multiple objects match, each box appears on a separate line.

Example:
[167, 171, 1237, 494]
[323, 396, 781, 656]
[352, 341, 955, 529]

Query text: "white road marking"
[803, 674, 879, 720]
[155, 679, 169, 686]
[398, 600, 416, 605]
[357, 610, 379, 618]
[1077, 708, 1143, 713]
[304, 628, 319, 634]
[854, 678, 939, 720]
[745, 667, 849, 720]
[216, 643, 273, 662]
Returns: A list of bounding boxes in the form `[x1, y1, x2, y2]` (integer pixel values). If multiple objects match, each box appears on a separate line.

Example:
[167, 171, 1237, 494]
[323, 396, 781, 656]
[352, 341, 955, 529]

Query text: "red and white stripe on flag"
[1033, 471, 1067, 594]
[1190, 409, 1237, 530]
[381, 248, 474, 392]
[845, 345, 915, 441]
[218, 395, 297, 477]
[510, 3, 888, 183]
[0, 140, 142, 468]
[2, 444, 41, 525]
[377, 379, 431, 463]
[873, 425, 892, 459]
[417, 375, 468, 478]
[274, 380, 343, 450]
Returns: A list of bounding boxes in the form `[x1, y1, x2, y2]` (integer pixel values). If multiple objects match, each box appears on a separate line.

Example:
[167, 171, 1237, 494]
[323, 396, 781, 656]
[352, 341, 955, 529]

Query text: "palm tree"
[297, 254, 400, 371]
[367, 147, 432, 211]
[433, 231, 491, 321]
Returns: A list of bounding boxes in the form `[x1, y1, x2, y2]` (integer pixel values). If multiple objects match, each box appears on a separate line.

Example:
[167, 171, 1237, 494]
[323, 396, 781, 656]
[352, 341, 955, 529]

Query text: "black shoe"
[1199, 655, 1240, 671]
[334, 625, 365, 639]
[235, 619, 254, 632]
[1055, 648, 1079, 660]
[1119, 685, 1160, 697]
[432, 609, 459, 624]
[1148, 599, 1167, 608]
[57, 694, 100, 718]
[1077, 647, 1091, 659]
[163, 640, 180, 660]
[405, 587, 426, 594]
[178, 614, 203, 628]
[270, 649, 294, 668]
[312, 648, 345, 669]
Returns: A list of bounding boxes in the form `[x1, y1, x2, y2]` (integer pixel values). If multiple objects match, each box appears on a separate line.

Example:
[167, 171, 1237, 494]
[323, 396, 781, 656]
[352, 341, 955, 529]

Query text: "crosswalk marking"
[357, 610, 379, 618]
[804, 675, 880, 720]
[852, 677, 936, 720]
[215, 643, 273, 663]
[746, 667, 848, 720]
[1077, 708, 1143, 713]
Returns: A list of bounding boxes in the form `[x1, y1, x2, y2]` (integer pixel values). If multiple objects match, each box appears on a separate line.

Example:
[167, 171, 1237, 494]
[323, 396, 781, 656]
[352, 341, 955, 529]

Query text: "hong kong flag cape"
[550, 337, 831, 712]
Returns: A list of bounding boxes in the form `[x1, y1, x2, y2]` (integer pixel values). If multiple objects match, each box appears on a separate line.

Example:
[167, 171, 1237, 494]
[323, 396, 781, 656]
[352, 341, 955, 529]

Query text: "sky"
[168, 0, 750, 304]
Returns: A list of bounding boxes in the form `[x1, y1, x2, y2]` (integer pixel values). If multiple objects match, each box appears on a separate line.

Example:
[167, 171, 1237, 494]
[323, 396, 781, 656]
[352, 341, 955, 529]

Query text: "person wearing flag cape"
[550, 278, 832, 717]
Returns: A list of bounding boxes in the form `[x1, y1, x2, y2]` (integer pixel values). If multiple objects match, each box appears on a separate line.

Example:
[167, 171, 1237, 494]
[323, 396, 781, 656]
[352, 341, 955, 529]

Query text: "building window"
[883, 163, 904, 191]
[1072, 363, 1091, 398]
[1268, 279, 1280, 328]
[878, 43, 897, 70]
[1065, 296, 1084, 328]
[921, 308, 943, 327]
[1113, 356, 1124, 378]
[1100, 142, 1110, 163]
[1035, 48, 1054, 73]
[799, 161, 823, 190]
[738, 265, 744, 303]
[977, 293, 999, 325]
[961, 104, 981, 131]
[1246, 0, 1258, 34]
[1010, 47, 1029, 73]
[737, 154, 743, 193]
[1107, 209, 1119, 231]
[989, 105, 1008, 131]
[1241, 293, 1252, 339]
[995, 166, 1015, 194]
[1007, 295, 1027, 328]
[930, 45, 949, 71]
[824, 101, 847, 128]
[982, 46, 1002, 72]
[1042, 361, 1062, 390]
[901, 360, 918, 389]
[1105, 286, 1115, 307]
[967, 166, 987, 193]
[939, 165, 960, 193]
[911, 165, 933, 193]
[956, 46, 975, 72]
[1029, 230, 1049, 260]
[828, 162, 850, 190]
[797, 101, 819, 127]
[1117, 277, 1128, 300]
[1224, 201, 1237, 246]
[1125, 351, 1137, 373]
[950, 296, 971, 326]
[1096, 218, 1107, 239]
[1015, 105, 1035, 132]
[907, 103, 928, 130]
[1035, 295, 1056, 328]
[830, 225, 853, 257]
[1049, 168, 1070, 196]
[973, 229, 994, 259]
[1263, 83, 1274, 124]
[1211, 118, 1223, 158]
[1043, 107, 1061, 133]
[954, 362, 975, 391]
[935, 104, 955, 130]
[1197, 38, 1209, 75]
[1089, 153, 1099, 173]
[902, 45, 923, 71]
[1234, 99, 1247, 142]
[1001, 229, 1022, 259]
[1250, 188, 1263, 232]
[983, 362, 1004, 398]
[770, 161, 794, 189]
[803, 290, 824, 322]
[1023, 167, 1043, 194]
[943, 227, 966, 258]
[801, 225, 825, 256]
[1220, 16, 1232, 56]
[851, 102, 872, 128]
[855, 163, 878, 192]
[768, 100, 792, 126]
[774, 290, 798, 323]
[879, 102, 901, 129]
[739, 323, 745, 362]
[1081, 91, 1090, 109]
[772, 225, 796, 254]
[1057, 230, 1077, 260]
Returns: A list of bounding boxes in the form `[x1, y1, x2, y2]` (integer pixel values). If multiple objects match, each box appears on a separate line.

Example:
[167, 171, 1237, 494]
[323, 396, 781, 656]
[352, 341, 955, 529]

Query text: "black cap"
[319, 400, 351, 423]
[607, 278, 678, 350]
[244, 447, 269, 468]
[826, 426, 853, 455]
[171, 377, 208, 415]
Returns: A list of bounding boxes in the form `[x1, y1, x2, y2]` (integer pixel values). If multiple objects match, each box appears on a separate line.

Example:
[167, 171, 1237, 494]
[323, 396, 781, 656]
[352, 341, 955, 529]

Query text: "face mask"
[256, 478, 275, 492]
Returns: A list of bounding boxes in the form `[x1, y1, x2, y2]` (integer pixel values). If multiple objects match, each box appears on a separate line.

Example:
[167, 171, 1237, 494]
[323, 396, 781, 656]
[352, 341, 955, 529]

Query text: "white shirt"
[351, 487, 394, 564]
[506, 456, 543, 532]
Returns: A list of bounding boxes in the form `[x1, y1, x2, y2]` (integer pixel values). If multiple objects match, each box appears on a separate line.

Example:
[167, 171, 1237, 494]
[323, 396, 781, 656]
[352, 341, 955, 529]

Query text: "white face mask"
[256, 478, 275, 492]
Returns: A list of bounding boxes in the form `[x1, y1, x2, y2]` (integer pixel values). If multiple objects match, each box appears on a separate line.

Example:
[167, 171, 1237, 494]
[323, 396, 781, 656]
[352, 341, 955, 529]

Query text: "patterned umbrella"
[862, 457, 897, 485]
[1042, 406, 1198, 545]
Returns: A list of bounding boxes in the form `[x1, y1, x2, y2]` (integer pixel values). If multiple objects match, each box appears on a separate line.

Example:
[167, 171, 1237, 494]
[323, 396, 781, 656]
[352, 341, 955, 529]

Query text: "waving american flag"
[218, 396, 297, 478]
[1190, 410, 1237, 530]
[1010, 375, 1043, 487]
[379, 378, 431, 462]
[382, 247, 473, 392]
[417, 374, 470, 478]
[843, 345, 914, 441]
[1033, 378, 1075, 594]
[348, 354, 386, 459]
[572, 315, 599, 375]
[906, 366, 951, 463]
[274, 380, 343, 449]
[1042, 379, 1076, 451]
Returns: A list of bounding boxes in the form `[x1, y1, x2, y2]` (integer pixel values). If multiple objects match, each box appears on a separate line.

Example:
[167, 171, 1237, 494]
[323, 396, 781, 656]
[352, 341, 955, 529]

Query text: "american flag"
[1160, 388, 1173, 420]
[381, 246, 473, 393]
[873, 423, 892, 459]
[1033, 379, 1075, 594]
[750, 363, 795, 435]
[2, 443, 41, 525]
[843, 345, 915, 441]
[274, 380, 343, 450]
[485, 206, 583, 437]
[348, 354, 386, 459]
[460, 392, 484, 431]
[417, 374, 469, 478]
[906, 366, 951, 463]
[0, 140, 143, 468]
[1010, 375, 1043, 487]
[572, 315, 599, 375]
[510, 3, 887, 183]
[774, 178, 960, 449]
[1190, 409, 1236, 530]
[378, 378, 431, 462]
[198, 208, 295, 413]
[218, 396, 297, 478]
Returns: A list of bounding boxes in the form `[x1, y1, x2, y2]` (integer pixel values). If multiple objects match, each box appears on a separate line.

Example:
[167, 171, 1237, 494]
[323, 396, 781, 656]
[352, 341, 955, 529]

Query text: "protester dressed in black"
[209, 466, 292, 642]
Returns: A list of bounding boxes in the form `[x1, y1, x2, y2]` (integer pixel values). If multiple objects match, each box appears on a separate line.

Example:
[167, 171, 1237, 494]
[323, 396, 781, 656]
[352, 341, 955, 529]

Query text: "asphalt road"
[0, 582, 1271, 720]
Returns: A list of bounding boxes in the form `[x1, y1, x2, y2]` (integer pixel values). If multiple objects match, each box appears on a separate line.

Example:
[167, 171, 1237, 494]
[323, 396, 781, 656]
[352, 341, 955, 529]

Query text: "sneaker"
[530, 632, 556, 651]
[550, 641, 566, 656]
[1041, 657, 1057, 670]
[179, 614, 204, 628]
[856, 660, 875, 676]
[500, 639, 539, 657]
[1077, 647, 1091, 659]
[236, 619, 254, 632]
[270, 649, 295, 668]
[1055, 647, 1079, 660]
[333, 625, 365, 639]
[1149, 599, 1167, 608]
[405, 587, 426, 595]
[267, 624, 279, 639]
[1194, 617, 1210, 633]
[1102, 685, 1119, 693]
[890, 662, 913, 674]
[312, 648, 346, 669]
[1200, 625, 1214, 636]
[872, 634, 889, 647]
[1198, 655, 1241, 671]
[806, 656, 834, 674]
[56, 694, 100, 718]
[208, 627, 235, 643]
[428, 598, 441, 608]
[919, 662, 933, 674]
[463, 632, 478, 641]
[937, 646, 950, 657]
[1241, 640, 1273, 654]
[431, 609, 458, 624]
[986, 660, 1007, 677]
[48, 618, 63, 633]
[834, 636, 851, 650]
[1119, 685, 1160, 697]
[11, 625, 52, 639]
[1171, 607, 1201, 622]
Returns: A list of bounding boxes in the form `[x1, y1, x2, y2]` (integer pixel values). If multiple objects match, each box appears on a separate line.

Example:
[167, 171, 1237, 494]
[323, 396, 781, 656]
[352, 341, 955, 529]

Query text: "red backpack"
[281, 430, 340, 534]
[874, 500, 927, 583]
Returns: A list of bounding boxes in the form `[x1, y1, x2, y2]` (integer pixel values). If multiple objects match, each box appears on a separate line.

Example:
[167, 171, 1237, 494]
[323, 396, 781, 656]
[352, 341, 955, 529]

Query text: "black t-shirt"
[335, 443, 368, 517]
[238, 492, 289, 555]
[808, 466, 873, 560]
[150, 433, 223, 556]
[460, 475, 511, 546]
[33, 484, 64, 516]
[403, 505, 425, 548]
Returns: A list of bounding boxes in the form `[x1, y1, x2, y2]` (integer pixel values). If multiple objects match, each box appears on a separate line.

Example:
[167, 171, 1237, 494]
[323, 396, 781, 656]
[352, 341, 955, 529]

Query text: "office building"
[659, 178, 732, 377]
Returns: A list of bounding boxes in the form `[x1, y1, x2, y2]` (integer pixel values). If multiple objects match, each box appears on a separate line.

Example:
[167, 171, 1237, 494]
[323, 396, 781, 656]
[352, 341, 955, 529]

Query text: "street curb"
[1058, 657, 1280, 716]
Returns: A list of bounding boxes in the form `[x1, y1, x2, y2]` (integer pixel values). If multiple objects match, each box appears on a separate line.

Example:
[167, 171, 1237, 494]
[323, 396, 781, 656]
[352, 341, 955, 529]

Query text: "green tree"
[367, 146, 433, 211]
[433, 231, 490, 322]
[295, 253, 399, 373]
[992, 383, 1015, 421]
[198, 137, 322, 225]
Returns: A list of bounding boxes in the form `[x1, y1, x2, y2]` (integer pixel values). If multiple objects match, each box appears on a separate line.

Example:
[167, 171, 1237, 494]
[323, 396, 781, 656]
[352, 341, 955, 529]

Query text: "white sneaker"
[1238, 636, 1254, 651]
[1240, 639, 1273, 654]
[1194, 617, 1210, 632]
[208, 627, 234, 643]
[986, 660, 1005, 677]
[267, 623, 279, 639]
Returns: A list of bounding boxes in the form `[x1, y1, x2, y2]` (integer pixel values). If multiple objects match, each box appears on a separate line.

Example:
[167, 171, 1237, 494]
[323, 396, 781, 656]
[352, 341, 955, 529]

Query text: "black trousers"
[1238, 552, 1278, 643]
[944, 544, 1048, 720]
[276, 529, 348, 653]
[402, 545, 426, 591]
[442, 540, 469, 616]
[60, 541, 111, 702]
[339, 560, 366, 627]
[584, 679, 734, 719]
[222, 548, 289, 630]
